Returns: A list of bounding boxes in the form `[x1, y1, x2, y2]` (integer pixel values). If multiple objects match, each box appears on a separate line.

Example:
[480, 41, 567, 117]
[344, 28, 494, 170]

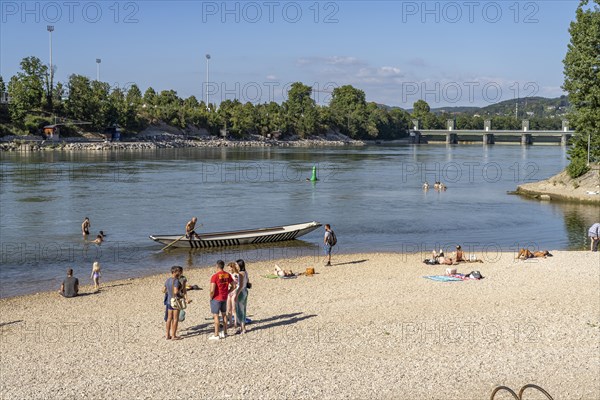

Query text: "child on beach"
[91, 261, 101, 291]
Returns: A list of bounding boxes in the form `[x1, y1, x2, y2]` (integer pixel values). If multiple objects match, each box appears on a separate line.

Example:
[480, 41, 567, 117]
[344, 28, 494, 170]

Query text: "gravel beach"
[1, 251, 598, 399]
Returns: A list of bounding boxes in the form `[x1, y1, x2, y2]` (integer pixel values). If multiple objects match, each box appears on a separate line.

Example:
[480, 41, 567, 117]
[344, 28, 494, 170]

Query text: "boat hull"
[150, 221, 322, 249]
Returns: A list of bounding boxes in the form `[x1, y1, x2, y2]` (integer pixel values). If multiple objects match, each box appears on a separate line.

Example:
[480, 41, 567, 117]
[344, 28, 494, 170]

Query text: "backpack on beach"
[468, 271, 483, 279]
[327, 230, 337, 246]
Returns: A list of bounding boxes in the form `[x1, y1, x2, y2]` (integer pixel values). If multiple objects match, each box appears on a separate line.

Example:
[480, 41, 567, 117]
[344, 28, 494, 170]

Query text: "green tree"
[7, 57, 48, 123]
[256, 102, 282, 136]
[329, 85, 369, 138]
[110, 87, 135, 130]
[143, 87, 157, 106]
[563, 0, 600, 177]
[91, 80, 116, 130]
[0, 75, 9, 123]
[118, 84, 145, 131]
[412, 100, 430, 120]
[384, 108, 411, 138]
[183, 95, 199, 109]
[52, 82, 65, 116]
[282, 82, 319, 138]
[126, 84, 143, 108]
[65, 75, 115, 130]
[411, 100, 442, 129]
[156, 90, 183, 127]
[65, 74, 93, 122]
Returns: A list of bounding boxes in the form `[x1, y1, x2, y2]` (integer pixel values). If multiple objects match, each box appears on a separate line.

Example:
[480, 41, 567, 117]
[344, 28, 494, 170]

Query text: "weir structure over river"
[410, 119, 573, 145]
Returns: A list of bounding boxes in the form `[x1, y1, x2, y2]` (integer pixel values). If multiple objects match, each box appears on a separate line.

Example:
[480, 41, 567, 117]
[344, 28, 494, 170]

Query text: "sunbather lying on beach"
[516, 249, 552, 259]
[431, 250, 454, 265]
[275, 265, 295, 277]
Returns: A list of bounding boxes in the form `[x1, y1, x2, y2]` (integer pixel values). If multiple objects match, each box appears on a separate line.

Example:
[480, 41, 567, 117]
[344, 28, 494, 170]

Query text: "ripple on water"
[18, 196, 59, 203]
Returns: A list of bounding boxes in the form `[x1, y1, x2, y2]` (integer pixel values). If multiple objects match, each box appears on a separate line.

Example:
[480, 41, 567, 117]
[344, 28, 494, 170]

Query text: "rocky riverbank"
[516, 166, 600, 204]
[0, 134, 368, 152]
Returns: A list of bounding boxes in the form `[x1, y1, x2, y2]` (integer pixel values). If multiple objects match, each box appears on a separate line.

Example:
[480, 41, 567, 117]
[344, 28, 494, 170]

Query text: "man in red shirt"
[209, 260, 233, 340]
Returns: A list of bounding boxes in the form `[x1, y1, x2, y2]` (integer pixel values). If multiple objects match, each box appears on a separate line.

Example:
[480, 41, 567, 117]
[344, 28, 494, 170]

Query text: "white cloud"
[293, 54, 565, 107]
[296, 56, 366, 67]
[325, 56, 363, 66]
[378, 66, 403, 77]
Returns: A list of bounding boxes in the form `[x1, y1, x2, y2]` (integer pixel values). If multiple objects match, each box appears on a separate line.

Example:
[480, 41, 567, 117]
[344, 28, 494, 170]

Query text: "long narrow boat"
[150, 221, 322, 249]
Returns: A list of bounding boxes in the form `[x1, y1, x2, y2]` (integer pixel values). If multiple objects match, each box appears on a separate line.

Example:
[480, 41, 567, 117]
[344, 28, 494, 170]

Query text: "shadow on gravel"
[249, 313, 317, 332]
[0, 320, 23, 328]
[102, 282, 133, 289]
[181, 312, 317, 338]
[181, 322, 214, 338]
[76, 291, 101, 297]
[334, 259, 368, 266]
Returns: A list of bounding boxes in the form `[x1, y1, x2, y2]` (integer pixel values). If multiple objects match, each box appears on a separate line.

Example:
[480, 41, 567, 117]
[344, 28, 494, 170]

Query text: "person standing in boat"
[82, 217, 90, 237]
[185, 217, 201, 240]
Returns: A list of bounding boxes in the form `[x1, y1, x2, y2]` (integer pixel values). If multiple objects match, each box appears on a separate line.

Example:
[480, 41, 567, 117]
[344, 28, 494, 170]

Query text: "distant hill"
[429, 106, 481, 114]
[475, 96, 570, 118]
[385, 96, 570, 119]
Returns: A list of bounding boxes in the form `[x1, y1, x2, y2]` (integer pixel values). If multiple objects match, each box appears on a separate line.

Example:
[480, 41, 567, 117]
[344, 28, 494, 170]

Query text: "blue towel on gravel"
[423, 275, 463, 282]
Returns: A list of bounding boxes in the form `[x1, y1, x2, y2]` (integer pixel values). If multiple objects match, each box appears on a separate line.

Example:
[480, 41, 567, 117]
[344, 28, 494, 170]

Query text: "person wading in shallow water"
[82, 217, 90, 237]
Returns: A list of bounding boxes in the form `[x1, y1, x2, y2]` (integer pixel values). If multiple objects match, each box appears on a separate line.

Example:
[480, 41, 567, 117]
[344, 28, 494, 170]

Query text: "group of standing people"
[209, 259, 249, 340]
[163, 259, 250, 341]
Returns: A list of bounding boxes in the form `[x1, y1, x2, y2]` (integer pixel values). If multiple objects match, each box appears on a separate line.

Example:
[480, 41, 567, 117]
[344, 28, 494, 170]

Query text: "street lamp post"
[205, 54, 211, 110]
[96, 58, 102, 81]
[47, 26, 54, 94]
[588, 132, 591, 166]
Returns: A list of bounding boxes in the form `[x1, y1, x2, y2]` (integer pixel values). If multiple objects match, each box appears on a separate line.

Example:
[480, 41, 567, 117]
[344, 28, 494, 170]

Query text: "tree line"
[1, 57, 568, 141]
[0, 59, 413, 140]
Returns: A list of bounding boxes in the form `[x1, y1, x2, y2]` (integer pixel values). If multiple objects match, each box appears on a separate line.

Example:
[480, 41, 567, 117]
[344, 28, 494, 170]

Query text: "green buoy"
[310, 165, 318, 182]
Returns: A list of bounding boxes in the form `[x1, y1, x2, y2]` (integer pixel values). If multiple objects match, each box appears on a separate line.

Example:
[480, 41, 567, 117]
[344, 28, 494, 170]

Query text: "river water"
[1, 144, 598, 297]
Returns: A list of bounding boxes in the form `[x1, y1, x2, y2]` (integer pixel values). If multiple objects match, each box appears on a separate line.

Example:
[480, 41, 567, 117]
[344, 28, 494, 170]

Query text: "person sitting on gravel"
[59, 268, 79, 298]
[454, 245, 466, 262]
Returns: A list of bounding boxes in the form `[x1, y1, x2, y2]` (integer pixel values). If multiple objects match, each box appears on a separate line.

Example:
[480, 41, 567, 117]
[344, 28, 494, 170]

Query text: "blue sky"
[0, 1, 579, 107]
